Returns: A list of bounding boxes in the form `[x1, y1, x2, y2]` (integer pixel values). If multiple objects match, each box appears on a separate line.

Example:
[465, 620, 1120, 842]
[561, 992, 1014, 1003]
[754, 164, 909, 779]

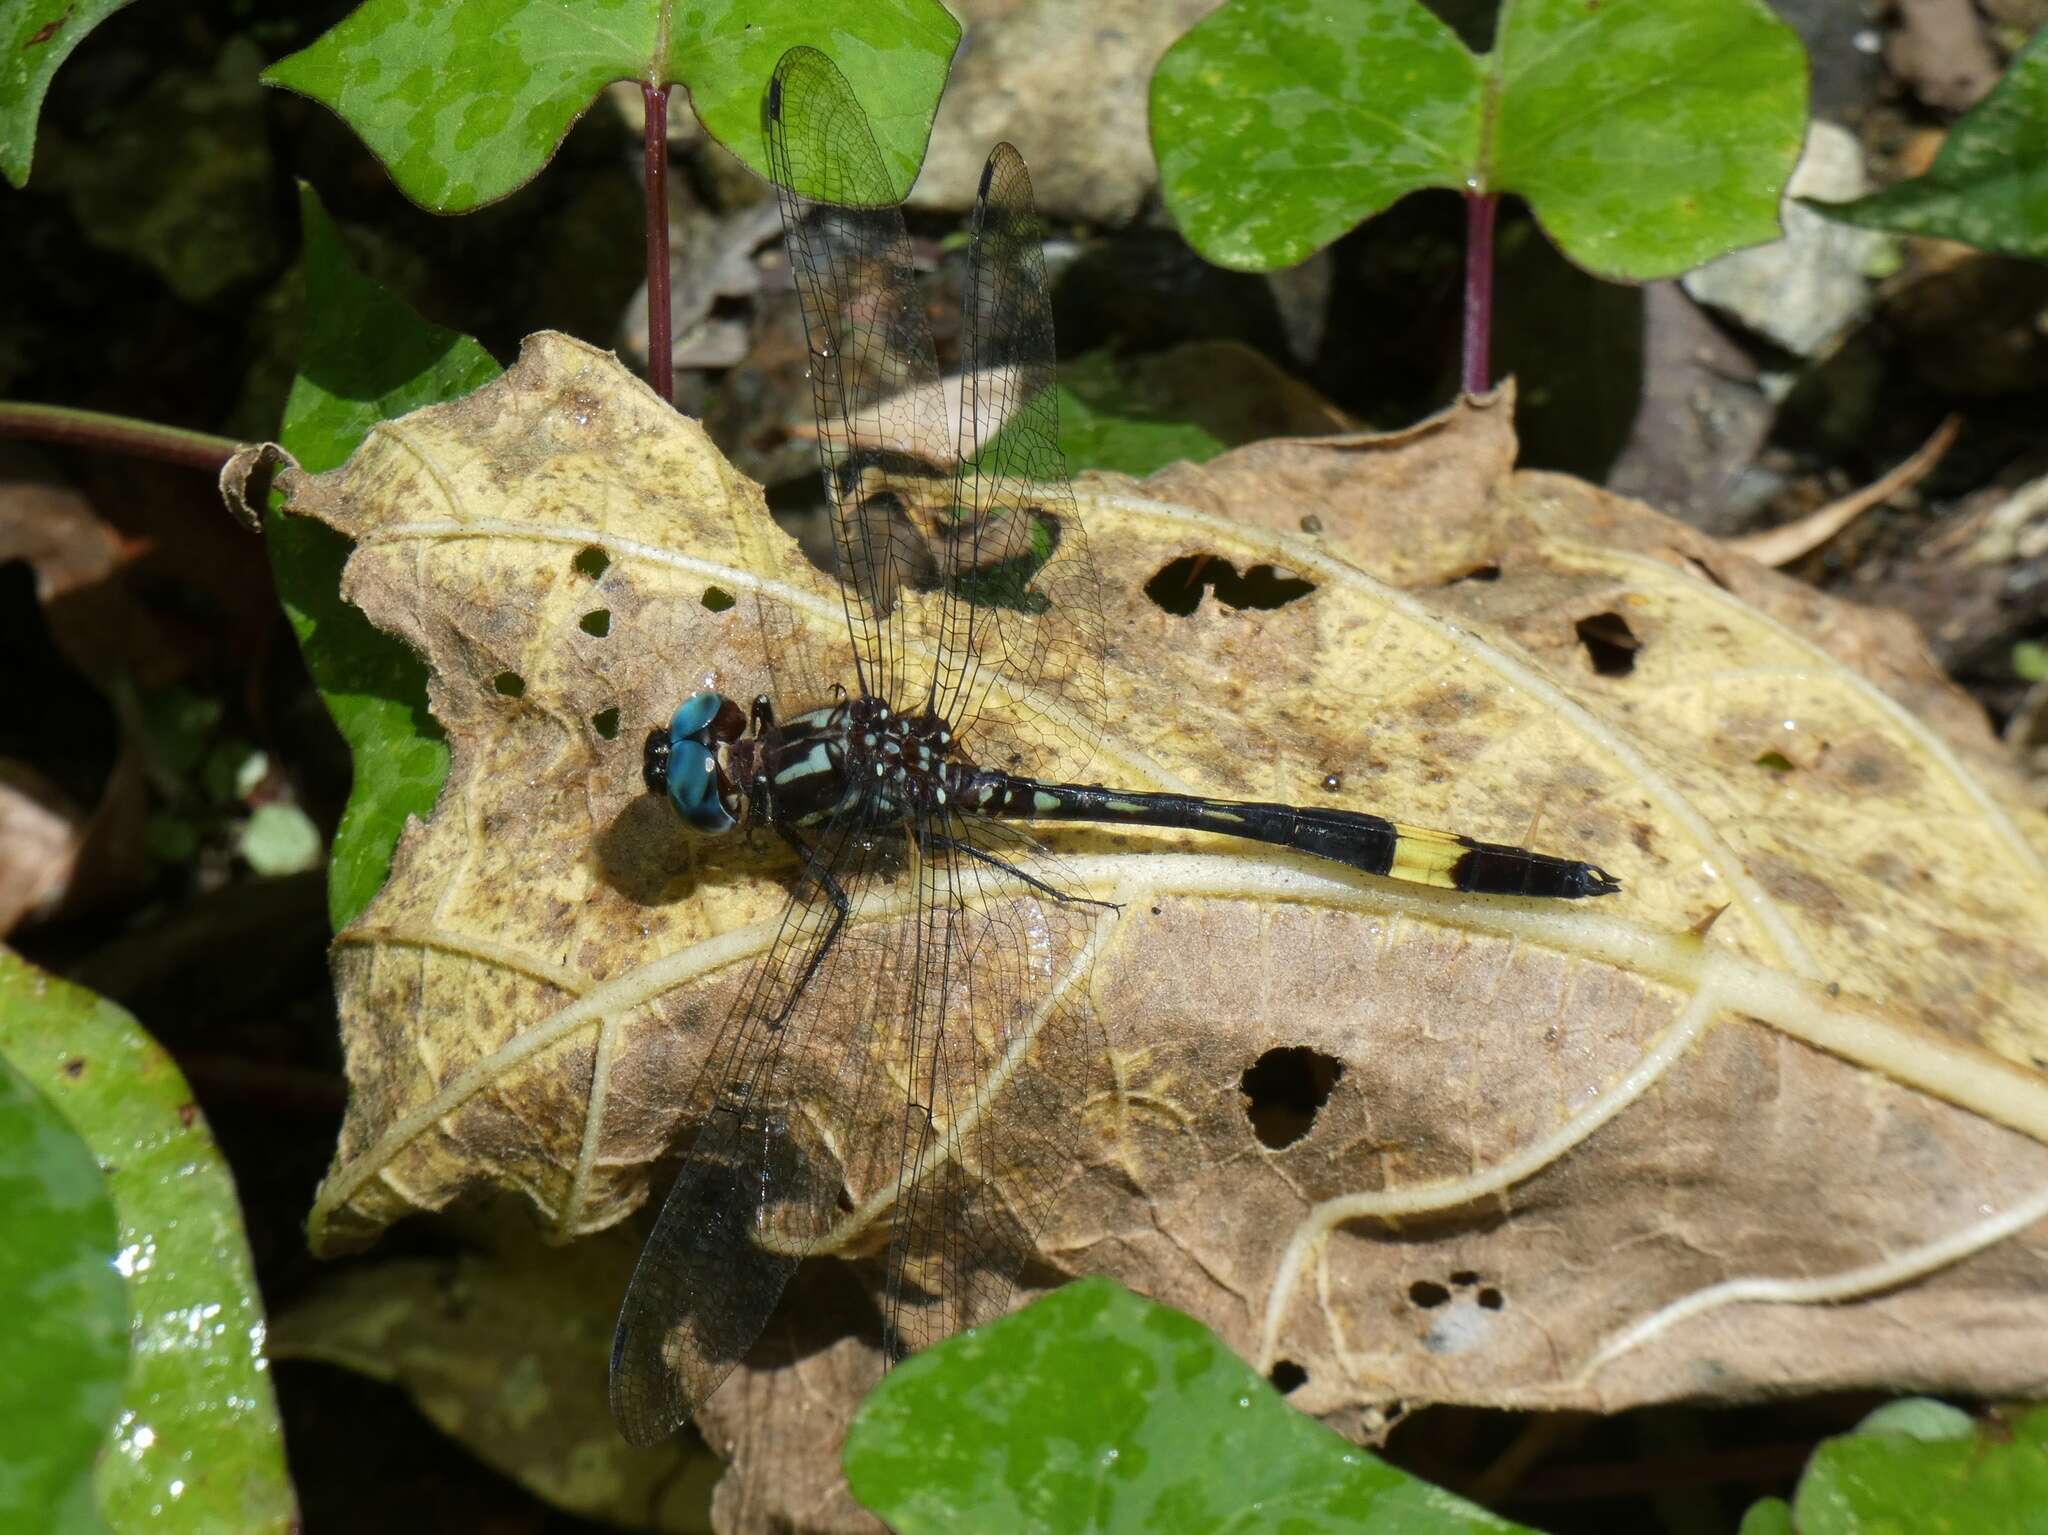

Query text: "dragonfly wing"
[938, 143, 1108, 781]
[765, 47, 950, 710]
[608, 1092, 823, 1445]
[609, 826, 894, 1445]
[864, 812, 1108, 1361]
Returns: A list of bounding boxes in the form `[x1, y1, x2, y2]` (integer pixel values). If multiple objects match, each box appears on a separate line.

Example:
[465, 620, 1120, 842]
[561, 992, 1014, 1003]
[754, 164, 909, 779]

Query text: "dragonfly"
[608, 44, 1621, 1445]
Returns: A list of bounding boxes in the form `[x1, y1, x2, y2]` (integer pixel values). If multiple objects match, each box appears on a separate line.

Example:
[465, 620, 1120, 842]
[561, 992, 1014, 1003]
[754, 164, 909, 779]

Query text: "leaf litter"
[237, 331, 2048, 1532]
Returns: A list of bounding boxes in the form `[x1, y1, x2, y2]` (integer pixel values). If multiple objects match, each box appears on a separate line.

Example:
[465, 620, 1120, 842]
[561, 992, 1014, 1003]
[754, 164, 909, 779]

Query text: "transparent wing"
[610, 824, 896, 1444]
[609, 813, 1108, 1441]
[765, 50, 1108, 778]
[765, 46, 949, 709]
[937, 144, 1107, 777]
[859, 810, 1108, 1363]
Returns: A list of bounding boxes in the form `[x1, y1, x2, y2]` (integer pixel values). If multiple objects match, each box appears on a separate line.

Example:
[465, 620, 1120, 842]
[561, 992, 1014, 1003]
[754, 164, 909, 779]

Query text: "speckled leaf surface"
[0, 951, 294, 1534]
[263, 0, 959, 212]
[1152, 0, 1808, 278]
[847, 1278, 1533, 1534]
[0, 0, 136, 187]
[1808, 27, 2048, 262]
[259, 333, 2048, 1532]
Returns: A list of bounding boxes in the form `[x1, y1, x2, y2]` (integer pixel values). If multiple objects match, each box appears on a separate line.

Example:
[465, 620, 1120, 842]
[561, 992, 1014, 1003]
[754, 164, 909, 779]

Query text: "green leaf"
[1151, 0, 1481, 272]
[263, 0, 959, 213]
[0, 1050, 125, 1535]
[1489, 0, 1808, 278]
[1054, 341, 1356, 477]
[0, 1, 138, 188]
[845, 1278, 1534, 1534]
[1806, 27, 2048, 261]
[0, 950, 296, 1533]
[1056, 348, 1236, 476]
[1152, 0, 1808, 280]
[1779, 1402, 2048, 1533]
[276, 184, 499, 928]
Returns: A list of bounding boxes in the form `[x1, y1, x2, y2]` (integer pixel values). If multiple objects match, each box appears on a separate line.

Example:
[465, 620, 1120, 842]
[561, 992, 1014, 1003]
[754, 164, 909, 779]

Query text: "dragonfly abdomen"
[964, 772, 1619, 899]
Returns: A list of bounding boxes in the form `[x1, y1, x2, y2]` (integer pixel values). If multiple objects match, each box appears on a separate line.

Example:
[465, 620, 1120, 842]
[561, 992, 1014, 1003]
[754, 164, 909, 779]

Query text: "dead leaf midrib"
[1097, 490, 1818, 976]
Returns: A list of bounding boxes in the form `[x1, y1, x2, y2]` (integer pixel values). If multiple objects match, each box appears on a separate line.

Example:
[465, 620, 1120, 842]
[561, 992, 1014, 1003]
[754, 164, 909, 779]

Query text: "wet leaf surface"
[0, 1041, 124, 1534]
[260, 333, 2048, 1532]
[0, 950, 295, 1533]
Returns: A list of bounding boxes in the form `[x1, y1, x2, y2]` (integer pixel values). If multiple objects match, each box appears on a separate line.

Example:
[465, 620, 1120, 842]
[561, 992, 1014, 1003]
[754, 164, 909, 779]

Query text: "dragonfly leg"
[921, 832, 1121, 913]
[769, 826, 851, 1029]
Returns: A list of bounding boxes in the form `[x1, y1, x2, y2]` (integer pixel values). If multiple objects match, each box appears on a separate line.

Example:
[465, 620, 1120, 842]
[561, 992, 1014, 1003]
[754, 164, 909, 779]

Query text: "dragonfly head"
[646, 691, 747, 833]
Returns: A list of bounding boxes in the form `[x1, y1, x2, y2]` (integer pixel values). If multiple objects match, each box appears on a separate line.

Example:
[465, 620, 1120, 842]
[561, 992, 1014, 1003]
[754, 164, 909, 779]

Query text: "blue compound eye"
[670, 690, 727, 744]
[645, 691, 740, 833]
[666, 740, 736, 832]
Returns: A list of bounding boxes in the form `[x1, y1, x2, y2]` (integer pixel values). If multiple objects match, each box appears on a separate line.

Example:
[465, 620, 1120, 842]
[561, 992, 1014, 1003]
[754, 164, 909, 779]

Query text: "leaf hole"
[1575, 611, 1639, 676]
[492, 671, 526, 698]
[1408, 1280, 1451, 1309]
[1268, 1359, 1307, 1394]
[703, 586, 736, 612]
[1449, 1270, 1481, 1286]
[573, 545, 610, 579]
[1239, 1045, 1344, 1150]
[1754, 750, 1795, 773]
[581, 609, 611, 637]
[592, 707, 620, 740]
[1145, 553, 1315, 617]
[1477, 1287, 1504, 1311]
[1442, 562, 1501, 585]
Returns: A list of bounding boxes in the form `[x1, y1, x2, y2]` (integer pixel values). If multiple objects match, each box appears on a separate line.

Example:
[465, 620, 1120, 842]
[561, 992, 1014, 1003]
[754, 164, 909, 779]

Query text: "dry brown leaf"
[261, 333, 2048, 1532]
[270, 1221, 719, 1532]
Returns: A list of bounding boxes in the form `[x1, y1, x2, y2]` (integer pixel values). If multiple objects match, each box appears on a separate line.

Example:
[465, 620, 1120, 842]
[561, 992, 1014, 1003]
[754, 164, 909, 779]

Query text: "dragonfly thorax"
[650, 689, 971, 835]
[827, 693, 965, 828]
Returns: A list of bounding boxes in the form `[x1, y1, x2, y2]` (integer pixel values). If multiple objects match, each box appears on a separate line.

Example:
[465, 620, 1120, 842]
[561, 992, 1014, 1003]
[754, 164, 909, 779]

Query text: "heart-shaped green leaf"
[845, 1278, 1533, 1534]
[264, 0, 960, 212]
[1152, 0, 1808, 280]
